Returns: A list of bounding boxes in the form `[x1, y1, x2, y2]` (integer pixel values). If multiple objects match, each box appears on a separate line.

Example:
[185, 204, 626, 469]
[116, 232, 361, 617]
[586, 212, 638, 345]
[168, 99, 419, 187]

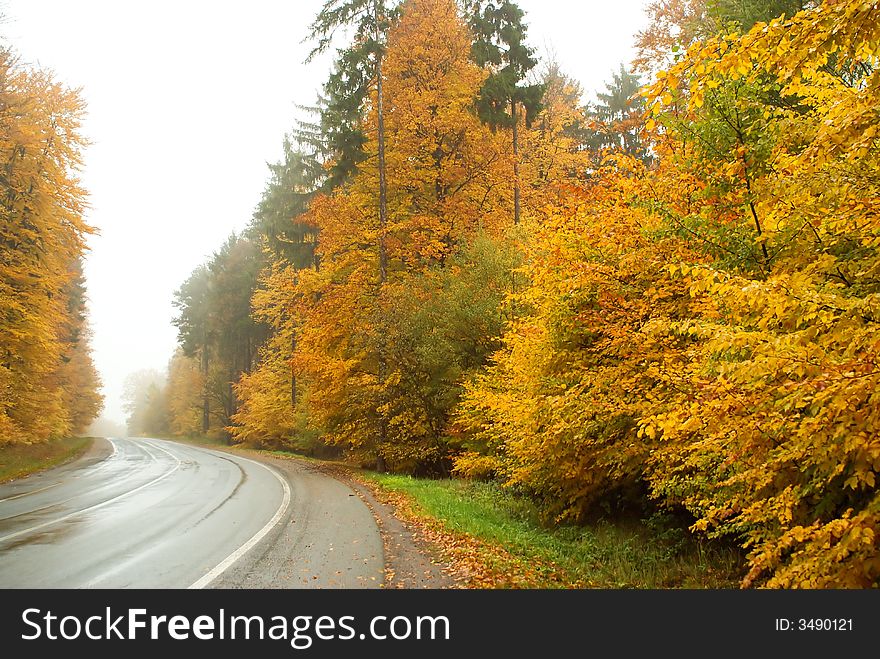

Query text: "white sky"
[1, 0, 649, 424]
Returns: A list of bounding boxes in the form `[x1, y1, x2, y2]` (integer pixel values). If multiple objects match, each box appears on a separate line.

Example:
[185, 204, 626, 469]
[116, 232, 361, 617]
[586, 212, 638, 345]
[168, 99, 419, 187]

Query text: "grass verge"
[0, 436, 94, 483]
[358, 473, 744, 589]
[156, 440, 744, 588]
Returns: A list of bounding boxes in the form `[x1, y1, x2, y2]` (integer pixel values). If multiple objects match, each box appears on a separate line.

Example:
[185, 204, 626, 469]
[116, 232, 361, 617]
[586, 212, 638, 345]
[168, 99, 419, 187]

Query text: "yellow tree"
[519, 61, 592, 212]
[379, 0, 513, 266]
[165, 349, 203, 437]
[295, 0, 514, 470]
[229, 262, 312, 448]
[639, 0, 880, 587]
[58, 262, 103, 434]
[0, 51, 98, 444]
[456, 153, 703, 519]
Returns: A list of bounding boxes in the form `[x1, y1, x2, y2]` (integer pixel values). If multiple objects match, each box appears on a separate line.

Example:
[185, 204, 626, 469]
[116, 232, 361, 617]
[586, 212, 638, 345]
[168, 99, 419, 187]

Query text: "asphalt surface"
[0, 438, 384, 588]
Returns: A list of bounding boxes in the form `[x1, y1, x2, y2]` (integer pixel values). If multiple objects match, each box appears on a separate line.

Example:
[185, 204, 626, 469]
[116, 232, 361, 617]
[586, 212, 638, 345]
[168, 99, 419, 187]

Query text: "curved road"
[0, 438, 384, 588]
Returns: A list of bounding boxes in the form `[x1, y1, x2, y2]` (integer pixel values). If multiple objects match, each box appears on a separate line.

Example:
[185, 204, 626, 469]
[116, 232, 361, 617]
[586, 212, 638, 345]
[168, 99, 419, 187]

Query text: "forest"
[65, 0, 880, 588]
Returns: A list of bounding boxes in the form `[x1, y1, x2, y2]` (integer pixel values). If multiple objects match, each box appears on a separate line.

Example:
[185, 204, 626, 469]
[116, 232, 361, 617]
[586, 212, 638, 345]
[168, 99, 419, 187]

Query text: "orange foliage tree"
[639, 0, 880, 587]
[292, 0, 515, 471]
[0, 49, 102, 444]
[463, 0, 880, 586]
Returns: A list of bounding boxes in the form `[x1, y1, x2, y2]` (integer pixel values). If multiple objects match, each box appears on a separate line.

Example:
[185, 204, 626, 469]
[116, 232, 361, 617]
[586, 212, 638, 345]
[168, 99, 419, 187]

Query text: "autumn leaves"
[188, 0, 880, 587]
[6, 0, 877, 589]
[0, 49, 102, 444]
[235, 0, 523, 470]
[628, 1, 880, 587]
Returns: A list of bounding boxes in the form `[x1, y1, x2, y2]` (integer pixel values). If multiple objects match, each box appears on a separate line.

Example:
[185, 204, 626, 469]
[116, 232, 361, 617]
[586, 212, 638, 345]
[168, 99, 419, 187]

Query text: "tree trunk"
[374, 0, 389, 471]
[375, 1, 388, 284]
[512, 99, 520, 226]
[291, 332, 297, 409]
[200, 347, 209, 434]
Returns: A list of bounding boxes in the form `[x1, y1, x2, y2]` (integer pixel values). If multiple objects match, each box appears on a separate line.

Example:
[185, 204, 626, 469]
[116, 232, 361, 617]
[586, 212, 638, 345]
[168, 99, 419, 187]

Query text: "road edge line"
[186, 450, 292, 589]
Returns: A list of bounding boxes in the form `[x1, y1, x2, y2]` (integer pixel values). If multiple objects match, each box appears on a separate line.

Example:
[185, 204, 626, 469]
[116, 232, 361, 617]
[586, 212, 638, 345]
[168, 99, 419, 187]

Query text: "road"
[0, 438, 384, 588]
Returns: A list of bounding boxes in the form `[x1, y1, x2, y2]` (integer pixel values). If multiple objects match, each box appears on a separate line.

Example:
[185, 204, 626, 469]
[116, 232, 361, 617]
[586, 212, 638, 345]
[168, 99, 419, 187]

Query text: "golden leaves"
[467, 0, 880, 588]
[0, 49, 100, 444]
[225, 0, 880, 588]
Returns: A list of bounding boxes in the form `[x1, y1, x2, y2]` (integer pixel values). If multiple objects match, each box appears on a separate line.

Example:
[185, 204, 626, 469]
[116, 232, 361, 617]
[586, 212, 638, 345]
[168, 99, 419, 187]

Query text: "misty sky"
[1, 0, 649, 424]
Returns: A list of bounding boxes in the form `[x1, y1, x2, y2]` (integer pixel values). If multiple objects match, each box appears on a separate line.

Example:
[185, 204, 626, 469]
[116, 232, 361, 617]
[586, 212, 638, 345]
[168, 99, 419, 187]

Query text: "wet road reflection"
[0, 438, 287, 588]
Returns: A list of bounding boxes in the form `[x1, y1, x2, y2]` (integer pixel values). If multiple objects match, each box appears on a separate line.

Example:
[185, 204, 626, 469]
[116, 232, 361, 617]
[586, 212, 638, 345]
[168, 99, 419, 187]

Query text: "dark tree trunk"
[373, 0, 389, 469]
[291, 333, 297, 409]
[375, 1, 388, 284]
[512, 99, 520, 225]
[200, 347, 209, 433]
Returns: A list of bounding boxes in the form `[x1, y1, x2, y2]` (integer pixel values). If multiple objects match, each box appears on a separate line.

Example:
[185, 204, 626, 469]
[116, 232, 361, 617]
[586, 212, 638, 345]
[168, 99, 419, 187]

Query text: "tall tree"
[58, 259, 104, 433]
[308, 0, 403, 468]
[292, 0, 513, 471]
[247, 136, 322, 423]
[172, 265, 213, 432]
[207, 234, 267, 423]
[302, 54, 370, 191]
[308, 0, 401, 284]
[465, 0, 543, 225]
[250, 136, 320, 268]
[586, 64, 650, 164]
[173, 234, 267, 436]
[0, 48, 101, 443]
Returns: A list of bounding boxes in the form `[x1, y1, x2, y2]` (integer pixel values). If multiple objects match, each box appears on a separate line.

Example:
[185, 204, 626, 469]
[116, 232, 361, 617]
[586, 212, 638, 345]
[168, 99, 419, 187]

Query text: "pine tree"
[586, 64, 650, 164]
[465, 0, 543, 225]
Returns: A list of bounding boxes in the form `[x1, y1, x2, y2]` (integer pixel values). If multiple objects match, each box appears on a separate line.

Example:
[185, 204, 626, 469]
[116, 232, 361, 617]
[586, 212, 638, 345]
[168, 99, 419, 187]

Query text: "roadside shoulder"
[250, 451, 463, 589]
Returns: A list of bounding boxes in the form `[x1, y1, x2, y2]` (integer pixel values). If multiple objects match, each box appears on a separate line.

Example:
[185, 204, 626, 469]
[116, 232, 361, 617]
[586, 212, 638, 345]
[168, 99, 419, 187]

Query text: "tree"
[465, 0, 543, 225]
[634, 0, 815, 72]
[206, 234, 267, 424]
[58, 260, 104, 433]
[308, 0, 404, 468]
[292, 0, 514, 471]
[122, 369, 168, 437]
[165, 350, 202, 437]
[640, 0, 880, 587]
[308, 0, 402, 284]
[456, 153, 700, 519]
[173, 264, 213, 432]
[521, 60, 589, 184]
[250, 136, 320, 268]
[0, 48, 101, 444]
[303, 54, 370, 191]
[586, 64, 650, 164]
[240, 137, 322, 439]
[172, 234, 267, 436]
[378, 232, 520, 473]
[229, 262, 314, 449]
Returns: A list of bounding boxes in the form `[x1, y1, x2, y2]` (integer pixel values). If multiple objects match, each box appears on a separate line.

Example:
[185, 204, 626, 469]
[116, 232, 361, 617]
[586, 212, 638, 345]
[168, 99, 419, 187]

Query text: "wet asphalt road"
[0, 438, 384, 588]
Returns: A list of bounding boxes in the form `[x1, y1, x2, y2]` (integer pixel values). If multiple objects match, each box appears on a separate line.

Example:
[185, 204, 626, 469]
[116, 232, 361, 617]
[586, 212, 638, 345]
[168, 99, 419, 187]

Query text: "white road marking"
[187, 450, 292, 589]
[0, 439, 181, 544]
